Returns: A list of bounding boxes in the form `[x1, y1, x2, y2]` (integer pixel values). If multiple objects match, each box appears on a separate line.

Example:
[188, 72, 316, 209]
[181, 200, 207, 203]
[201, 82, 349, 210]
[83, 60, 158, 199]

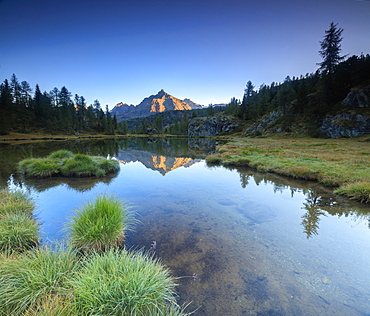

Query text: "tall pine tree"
[318, 22, 345, 74]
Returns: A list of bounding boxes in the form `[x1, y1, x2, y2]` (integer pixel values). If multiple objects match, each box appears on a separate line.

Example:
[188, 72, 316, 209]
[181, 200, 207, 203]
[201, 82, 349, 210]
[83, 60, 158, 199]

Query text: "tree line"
[0, 75, 120, 135]
[224, 22, 370, 134]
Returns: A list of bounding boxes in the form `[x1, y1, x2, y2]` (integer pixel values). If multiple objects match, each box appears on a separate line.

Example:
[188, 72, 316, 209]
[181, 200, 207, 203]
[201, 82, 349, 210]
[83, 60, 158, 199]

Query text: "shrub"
[69, 249, 177, 315]
[0, 246, 78, 315]
[67, 195, 135, 252]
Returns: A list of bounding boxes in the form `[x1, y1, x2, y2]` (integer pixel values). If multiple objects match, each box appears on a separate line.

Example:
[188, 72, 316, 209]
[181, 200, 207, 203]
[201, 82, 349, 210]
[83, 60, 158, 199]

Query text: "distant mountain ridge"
[111, 90, 204, 121]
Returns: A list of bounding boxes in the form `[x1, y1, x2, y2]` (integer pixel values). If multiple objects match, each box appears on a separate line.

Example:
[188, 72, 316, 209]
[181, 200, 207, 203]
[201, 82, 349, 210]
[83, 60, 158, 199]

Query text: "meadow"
[207, 135, 370, 203]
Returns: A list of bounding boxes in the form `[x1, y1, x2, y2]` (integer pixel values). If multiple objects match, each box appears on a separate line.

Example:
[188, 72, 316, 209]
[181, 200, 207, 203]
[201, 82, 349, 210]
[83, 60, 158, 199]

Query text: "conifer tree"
[243, 80, 255, 102]
[10, 74, 21, 105]
[318, 22, 345, 74]
[20, 81, 32, 108]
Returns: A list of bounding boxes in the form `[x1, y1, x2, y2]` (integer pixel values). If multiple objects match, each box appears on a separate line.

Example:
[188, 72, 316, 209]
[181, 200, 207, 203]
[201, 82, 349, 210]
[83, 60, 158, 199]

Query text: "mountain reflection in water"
[117, 149, 200, 175]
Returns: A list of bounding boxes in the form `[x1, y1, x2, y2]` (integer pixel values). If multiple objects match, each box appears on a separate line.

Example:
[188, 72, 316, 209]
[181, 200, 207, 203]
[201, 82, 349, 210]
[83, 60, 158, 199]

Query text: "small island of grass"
[18, 150, 120, 178]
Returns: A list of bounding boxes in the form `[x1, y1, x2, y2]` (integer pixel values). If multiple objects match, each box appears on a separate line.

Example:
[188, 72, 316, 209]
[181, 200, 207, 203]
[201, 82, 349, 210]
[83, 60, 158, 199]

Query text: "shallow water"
[1, 138, 370, 315]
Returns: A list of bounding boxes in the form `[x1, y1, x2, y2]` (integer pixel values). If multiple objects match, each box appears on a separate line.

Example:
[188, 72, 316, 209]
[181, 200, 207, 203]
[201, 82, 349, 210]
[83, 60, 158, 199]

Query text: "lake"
[1, 137, 370, 315]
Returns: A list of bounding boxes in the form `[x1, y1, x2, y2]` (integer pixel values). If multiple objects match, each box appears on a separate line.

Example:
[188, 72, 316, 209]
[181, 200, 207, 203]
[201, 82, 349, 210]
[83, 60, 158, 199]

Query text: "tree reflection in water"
[301, 193, 326, 238]
[231, 165, 370, 238]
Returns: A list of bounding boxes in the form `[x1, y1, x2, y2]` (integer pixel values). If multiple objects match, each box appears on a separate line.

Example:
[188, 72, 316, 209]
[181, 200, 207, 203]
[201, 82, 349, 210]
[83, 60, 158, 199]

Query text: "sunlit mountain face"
[110, 90, 203, 121]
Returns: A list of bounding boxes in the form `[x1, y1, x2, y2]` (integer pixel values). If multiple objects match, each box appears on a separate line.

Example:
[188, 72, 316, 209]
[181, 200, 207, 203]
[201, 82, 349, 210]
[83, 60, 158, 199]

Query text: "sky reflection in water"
[3, 138, 370, 315]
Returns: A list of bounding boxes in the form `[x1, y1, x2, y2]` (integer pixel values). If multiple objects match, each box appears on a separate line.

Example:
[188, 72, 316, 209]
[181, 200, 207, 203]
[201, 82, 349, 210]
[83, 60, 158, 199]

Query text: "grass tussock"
[0, 247, 188, 316]
[206, 136, 370, 202]
[335, 181, 370, 203]
[0, 189, 35, 217]
[0, 245, 78, 315]
[0, 190, 39, 253]
[0, 213, 39, 253]
[47, 149, 74, 160]
[18, 150, 119, 178]
[70, 249, 178, 315]
[68, 194, 135, 252]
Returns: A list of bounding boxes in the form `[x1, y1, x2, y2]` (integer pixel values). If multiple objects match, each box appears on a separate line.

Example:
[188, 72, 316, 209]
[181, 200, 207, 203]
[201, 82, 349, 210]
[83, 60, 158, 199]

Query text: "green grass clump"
[0, 213, 39, 253]
[335, 181, 370, 203]
[0, 246, 78, 315]
[205, 154, 223, 165]
[18, 151, 120, 178]
[68, 194, 135, 252]
[47, 150, 74, 160]
[60, 154, 99, 177]
[0, 189, 34, 217]
[0, 189, 39, 253]
[69, 249, 177, 315]
[18, 158, 60, 178]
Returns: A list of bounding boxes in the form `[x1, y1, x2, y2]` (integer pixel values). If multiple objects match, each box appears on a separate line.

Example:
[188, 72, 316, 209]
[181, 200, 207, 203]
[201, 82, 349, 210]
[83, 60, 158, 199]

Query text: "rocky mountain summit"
[111, 90, 203, 121]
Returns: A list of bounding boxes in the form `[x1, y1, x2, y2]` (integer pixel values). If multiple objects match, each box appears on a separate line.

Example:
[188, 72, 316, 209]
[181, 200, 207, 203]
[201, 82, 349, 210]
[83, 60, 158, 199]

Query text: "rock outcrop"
[321, 88, 370, 138]
[188, 116, 240, 137]
[246, 110, 284, 135]
[341, 88, 370, 108]
[320, 113, 370, 138]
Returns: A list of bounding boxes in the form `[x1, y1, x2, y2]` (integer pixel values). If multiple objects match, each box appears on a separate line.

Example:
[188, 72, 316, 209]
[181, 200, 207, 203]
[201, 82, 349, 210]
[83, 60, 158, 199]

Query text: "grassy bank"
[0, 132, 192, 145]
[206, 135, 370, 203]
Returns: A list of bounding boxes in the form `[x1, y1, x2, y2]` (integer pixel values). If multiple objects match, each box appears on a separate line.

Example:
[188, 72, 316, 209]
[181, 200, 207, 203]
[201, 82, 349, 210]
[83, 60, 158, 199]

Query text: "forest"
[0, 77, 119, 135]
[225, 52, 370, 136]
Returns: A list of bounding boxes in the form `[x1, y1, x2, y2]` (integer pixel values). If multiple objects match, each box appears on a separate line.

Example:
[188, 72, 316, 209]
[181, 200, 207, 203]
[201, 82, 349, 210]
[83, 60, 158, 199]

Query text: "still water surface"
[1, 138, 370, 315]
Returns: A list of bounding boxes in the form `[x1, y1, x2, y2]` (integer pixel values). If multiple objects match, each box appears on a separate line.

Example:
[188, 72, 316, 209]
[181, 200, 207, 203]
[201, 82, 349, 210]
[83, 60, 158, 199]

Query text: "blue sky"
[1, 0, 369, 109]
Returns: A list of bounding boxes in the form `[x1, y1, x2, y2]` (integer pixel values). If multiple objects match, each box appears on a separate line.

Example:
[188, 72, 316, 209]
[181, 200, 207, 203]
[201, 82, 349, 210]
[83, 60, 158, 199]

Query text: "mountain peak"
[111, 90, 204, 121]
[155, 89, 167, 97]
